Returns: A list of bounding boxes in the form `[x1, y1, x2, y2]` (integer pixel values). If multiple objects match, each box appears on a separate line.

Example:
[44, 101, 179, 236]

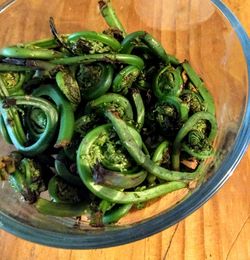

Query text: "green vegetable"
[32, 84, 75, 148]
[105, 111, 203, 181]
[0, 115, 12, 144]
[54, 153, 82, 187]
[172, 111, 217, 171]
[48, 176, 82, 203]
[153, 66, 183, 98]
[77, 124, 187, 203]
[0, 46, 66, 60]
[8, 158, 46, 203]
[131, 89, 145, 131]
[36, 198, 90, 217]
[67, 31, 121, 52]
[112, 65, 140, 94]
[98, 0, 126, 37]
[84, 93, 134, 121]
[92, 164, 147, 189]
[56, 69, 81, 110]
[0, 96, 58, 155]
[182, 61, 215, 115]
[0, 0, 217, 225]
[77, 63, 114, 100]
[102, 203, 132, 224]
[51, 53, 144, 70]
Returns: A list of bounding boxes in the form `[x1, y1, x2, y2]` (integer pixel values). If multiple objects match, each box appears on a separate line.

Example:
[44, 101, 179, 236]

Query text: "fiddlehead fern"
[0, 96, 59, 155]
[0, 1, 217, 225]
[76, 63, 114, 100]
[8, 158, 46, 203]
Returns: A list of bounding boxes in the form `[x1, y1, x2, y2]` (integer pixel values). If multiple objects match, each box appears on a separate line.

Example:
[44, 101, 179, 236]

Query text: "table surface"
[0, 0, 249, 259]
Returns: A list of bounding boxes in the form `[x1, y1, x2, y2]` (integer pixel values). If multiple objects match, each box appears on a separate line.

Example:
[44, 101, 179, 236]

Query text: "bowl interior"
[0, 0, 248, 248]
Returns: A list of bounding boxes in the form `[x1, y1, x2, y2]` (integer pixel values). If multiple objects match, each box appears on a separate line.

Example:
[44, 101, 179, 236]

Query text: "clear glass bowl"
[0, 0, 249, 249]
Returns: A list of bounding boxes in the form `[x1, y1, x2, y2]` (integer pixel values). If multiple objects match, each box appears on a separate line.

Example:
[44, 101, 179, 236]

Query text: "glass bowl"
[0, 0, 249, 249]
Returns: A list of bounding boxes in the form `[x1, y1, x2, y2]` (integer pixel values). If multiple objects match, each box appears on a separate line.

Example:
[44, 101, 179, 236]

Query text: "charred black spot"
[90, 211, 104, 227]
[26, 60, 39, 67]
[69, 163, 77, 174]
[3, 58, 26, 66]
[131, 88, 140, 94]
[73, 216, 82, 228]
[49, 17, 74, 54]
[21, 189, 37, 204]
[55, 153, 65, 162]
[49, 17, 57, 35]
[103, 55, 116, 64]
[103, 28, 124, 42]
[72, 39, 92, 54]
[92, 164, 105, 184]
[6, 118, 14, 126]
[2, 98, 17, 108]
[98, 0, 107, 10]
[24, 78, 54, 94]
[146, 90, 152, 104]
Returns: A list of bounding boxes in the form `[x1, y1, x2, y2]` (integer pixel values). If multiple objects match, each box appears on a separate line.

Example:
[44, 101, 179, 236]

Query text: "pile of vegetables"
[0, 0, 217, 226]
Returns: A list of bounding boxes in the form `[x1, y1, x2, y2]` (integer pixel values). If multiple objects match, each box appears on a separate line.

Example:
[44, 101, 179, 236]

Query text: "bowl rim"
[0, 0, 249, 249]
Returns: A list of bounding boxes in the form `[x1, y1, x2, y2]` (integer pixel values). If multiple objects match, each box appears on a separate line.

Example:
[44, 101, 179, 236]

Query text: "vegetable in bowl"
[0, 0, 217, 226]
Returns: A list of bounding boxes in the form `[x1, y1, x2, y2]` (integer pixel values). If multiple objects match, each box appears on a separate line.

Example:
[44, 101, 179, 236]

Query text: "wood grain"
[0, 0, 249, 259]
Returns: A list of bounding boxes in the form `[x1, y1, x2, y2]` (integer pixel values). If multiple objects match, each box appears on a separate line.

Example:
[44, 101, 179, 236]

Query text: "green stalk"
[98, 0, 126, 37]
[105, 111, 202, 181]
[112, 65, 140, 94]
[153, 66, 183, 98]
[56, 69, 81, 110]
[152, 141, 169, 165]
[131, 89, 145, 131]
[92, 164, 147, 189]
[160, 96, 189, 123]
[51, 53, 144, 70]
[55, 158, 82, 187]
[0, 115, 12, 144]
[120, 31, 176, 65]
[103, 204, 133, 224]
[32, 85, 75, 148]
[77, 124, 187, 204]
[68, 31, 121, 51]
[182, 61, 215, 115]
[80, 63, 114, 100]
[172, 111, 217, 170]
[0, 96, 58, 155]
[84, 93, 134, 121]
[35, 198, 90, 217]
[0, 47, 66, 60]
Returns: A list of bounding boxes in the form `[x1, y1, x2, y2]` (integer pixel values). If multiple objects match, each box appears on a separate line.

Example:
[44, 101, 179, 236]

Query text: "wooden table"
[0, 0, 249, 259]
